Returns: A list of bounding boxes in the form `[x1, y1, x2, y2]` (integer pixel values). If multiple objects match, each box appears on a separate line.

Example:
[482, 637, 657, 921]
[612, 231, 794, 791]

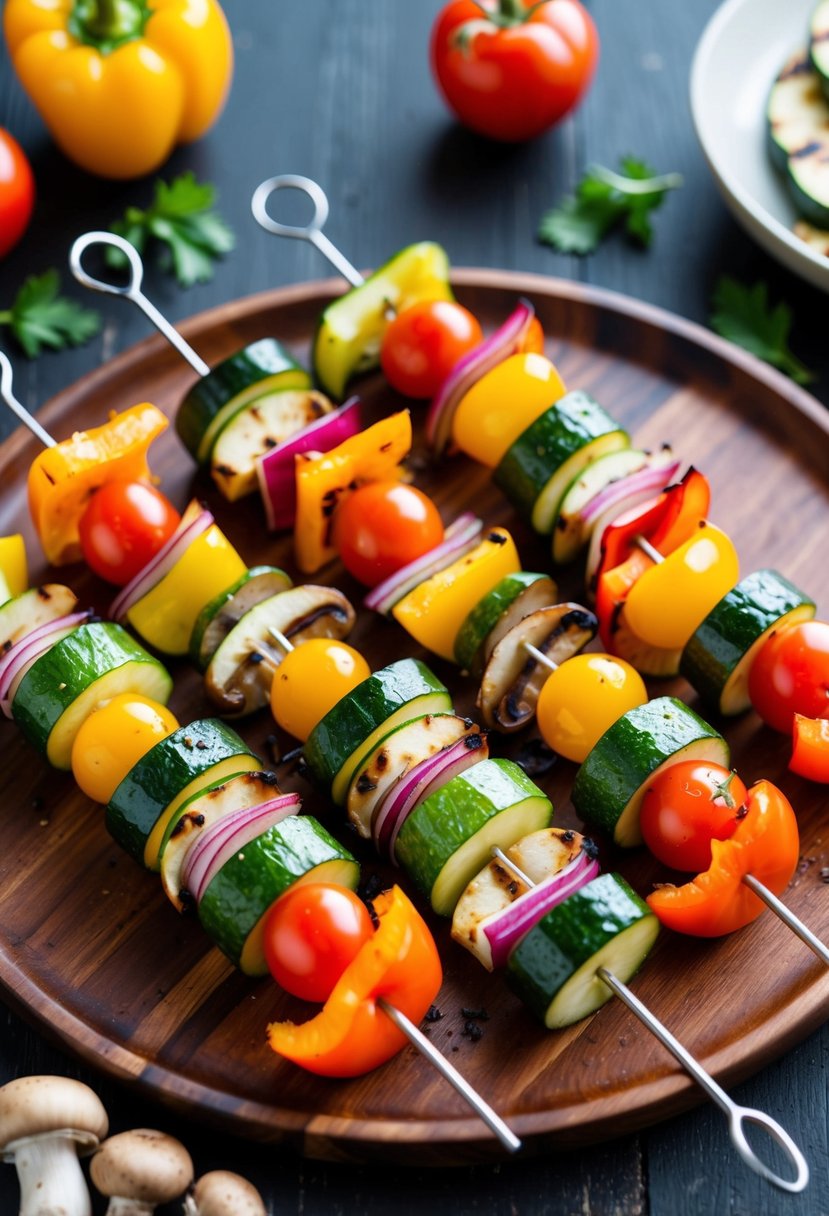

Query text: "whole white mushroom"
[90, 1129, 193, 1214]
[183, 1169, 267, 1215]
[0, 1074, 108, 1216]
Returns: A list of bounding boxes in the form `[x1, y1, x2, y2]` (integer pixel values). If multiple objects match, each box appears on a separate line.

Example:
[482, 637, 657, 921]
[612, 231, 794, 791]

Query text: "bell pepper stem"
[70, 0, 148, 49]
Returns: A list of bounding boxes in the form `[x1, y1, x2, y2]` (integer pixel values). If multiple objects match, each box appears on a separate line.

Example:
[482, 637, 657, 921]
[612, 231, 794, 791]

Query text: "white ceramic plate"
[691, 0, 829, 292]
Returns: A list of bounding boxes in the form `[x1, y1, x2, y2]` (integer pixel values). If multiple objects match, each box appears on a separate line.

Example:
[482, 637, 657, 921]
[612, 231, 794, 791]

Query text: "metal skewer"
[267, 626, 520, 1152]
[251, 175, 365, 288]
[490, 846, 808, 1192]
[629, 535, 829, 968]
[69, 232, 211, 378]
[0, 352, 56, 448]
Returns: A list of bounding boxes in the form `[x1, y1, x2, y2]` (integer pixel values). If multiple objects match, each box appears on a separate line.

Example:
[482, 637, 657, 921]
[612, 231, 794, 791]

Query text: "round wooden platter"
[0, 270, 828, 1167]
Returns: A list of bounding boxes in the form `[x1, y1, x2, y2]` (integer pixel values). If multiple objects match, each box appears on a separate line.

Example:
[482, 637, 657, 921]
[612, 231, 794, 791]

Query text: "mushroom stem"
[103, 1198, 157, 1215]
[11, 1133, 92, 1216]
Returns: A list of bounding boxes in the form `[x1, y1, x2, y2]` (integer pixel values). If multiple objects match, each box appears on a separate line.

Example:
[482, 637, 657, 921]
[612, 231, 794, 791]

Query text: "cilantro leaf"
[0, 270, 101, 358]
[107, 172, 235, 287]
[538, 158, 682, 255]
[710, 277, 815, 386]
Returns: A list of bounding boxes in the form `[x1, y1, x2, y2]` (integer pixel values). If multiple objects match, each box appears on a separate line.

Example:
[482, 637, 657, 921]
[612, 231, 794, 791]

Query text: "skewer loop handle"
[251, 175, 364, 289]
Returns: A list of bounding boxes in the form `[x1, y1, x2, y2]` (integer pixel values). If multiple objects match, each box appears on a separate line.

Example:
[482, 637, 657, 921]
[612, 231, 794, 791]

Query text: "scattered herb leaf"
[538, 157, 682, 254]
[107, 172, 235, 287]
[0, 270, 101, 358]
[710, 277, 815, 385]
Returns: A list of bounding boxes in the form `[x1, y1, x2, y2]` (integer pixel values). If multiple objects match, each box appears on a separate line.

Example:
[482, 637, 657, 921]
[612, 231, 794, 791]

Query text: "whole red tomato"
[0, 128, 35, 258]
[430, 0, 599, 142]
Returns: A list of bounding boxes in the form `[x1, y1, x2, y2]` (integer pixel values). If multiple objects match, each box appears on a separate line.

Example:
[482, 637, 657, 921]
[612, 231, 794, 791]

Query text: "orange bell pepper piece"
[790, 715, 829, 783]
[266, 885, 442, 1078]
[646, 780, 800, 937]
[294, 410, 412, 575]
[27, 402, 168, 566]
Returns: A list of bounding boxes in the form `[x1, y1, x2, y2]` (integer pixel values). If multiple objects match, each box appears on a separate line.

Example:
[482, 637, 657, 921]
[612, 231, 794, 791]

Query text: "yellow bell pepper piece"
[0, 536, 28, 605]
[392, 528, 521, 661]
[3, 0, 233, 179]
[294, 410, 412, 575]
[127, 524, 246, 657]
[27, 402, 169, 567]
[451, 353, 567, 468]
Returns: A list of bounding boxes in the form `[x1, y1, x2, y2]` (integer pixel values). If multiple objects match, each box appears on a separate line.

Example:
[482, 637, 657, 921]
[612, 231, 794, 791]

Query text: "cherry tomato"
[71, 693, 179, 804]
[0, 129, 35, 258]
[78, 480, 181, 586]
[640, 761, 747, 873]
[333, 480, 445, 587]
[263, 883, 375, 1003]
[431, 0, 599, 143]
[748, 620, 829, 733]
[520, 314, 545, 355]
[536, 653, 646, 763]
[270, 638, 371, 742]
[380, 300, 483, 399]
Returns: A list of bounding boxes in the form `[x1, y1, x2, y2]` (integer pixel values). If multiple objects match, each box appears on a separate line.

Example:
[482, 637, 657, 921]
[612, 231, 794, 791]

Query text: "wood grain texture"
[0, 273, 826, 1172]
[2, 0, 829, 1210]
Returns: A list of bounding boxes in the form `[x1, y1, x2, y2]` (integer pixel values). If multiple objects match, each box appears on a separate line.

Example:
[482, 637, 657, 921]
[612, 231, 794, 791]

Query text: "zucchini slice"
[106, 719, 260, 870]
[767, 50, 827, 172]
[395, 758, 553, 916]
[204, 584, 355, 718]
[211, 389, 333, 502]
[494, 392, 629, 534]
[176, 339, 312, 464]
[454, 572, 558, 675]
[303, 658, 452, 805]
[680, 569, 815, 715]
[189, 565, 293, 671]
[198, 815, 358, 975]
[312, 242, 452, 399]
[477, 603, 598, 732]
[552, 448, 652, 565]
[572, 697, 729, 847]
[160, 770, 283, 911]
[345, 712, 483, 838]
[0, 584, 78, 650]
[811, 0, 829, 100]
[12, 623, 172, 770]
[506, 873, 659, 1029]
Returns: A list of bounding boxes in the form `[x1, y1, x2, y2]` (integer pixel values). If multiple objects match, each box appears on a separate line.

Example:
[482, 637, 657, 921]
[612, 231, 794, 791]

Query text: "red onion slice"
[487, 851, 601, 970]
[583, 488, 669, 599]
[580, 455, 680, 528]
[364, 513, 482, 615]
[182, 792, 301, 906]
[425, 300, 536, 455]
[256, 397, 363, 531]
[373, 733, 489, 862]
[0, 611, 92, 717]
[110, 502, 213, 623]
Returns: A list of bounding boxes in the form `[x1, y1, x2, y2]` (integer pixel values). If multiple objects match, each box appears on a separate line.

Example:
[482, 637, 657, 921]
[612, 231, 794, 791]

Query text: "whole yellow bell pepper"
[3, 0, 233, 179]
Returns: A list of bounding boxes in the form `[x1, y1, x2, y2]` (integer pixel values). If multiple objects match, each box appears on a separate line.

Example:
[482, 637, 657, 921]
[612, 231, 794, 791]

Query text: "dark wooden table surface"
[1, 2, 828, 1212]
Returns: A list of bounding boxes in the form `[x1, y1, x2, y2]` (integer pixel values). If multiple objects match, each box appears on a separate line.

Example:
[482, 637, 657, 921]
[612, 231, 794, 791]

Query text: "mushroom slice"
[90, 1128, 193, 1213]
[477, 602, 598, 732]
[204, 585, 356, 717]
[192, 565, 293, 671]
[0, 1074, 108, 1216]
[478, 574, 559, 673]
[184, 1170, 266, 1216]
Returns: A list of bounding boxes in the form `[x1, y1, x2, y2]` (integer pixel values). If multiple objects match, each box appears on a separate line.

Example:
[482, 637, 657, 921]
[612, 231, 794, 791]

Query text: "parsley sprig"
[710, 277, 815, 386]
[107, 172, 235, 287]
[0, 271, 102, 358]
[538, 158, 682, 254]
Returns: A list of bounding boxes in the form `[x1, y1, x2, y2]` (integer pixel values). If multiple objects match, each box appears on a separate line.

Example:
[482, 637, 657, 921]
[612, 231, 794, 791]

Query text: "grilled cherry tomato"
[646, 780, 799, 937]
[430, 0, 599, 142]
[71, 693, 179, 804]
[748, 620, 829, 733]
[270, 638, 370, 742]
[267, 885, 442, 1076]
[333, 480, 444, 587]
[263, 883, 375, 1003]
[0, 128, 34, 258]
[790, 715, 829, 783]
[78, 480, 181, 586]
[380, 300, 483, 399]
[536, 653, 646, 763]
[640, 761, 746, 873]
